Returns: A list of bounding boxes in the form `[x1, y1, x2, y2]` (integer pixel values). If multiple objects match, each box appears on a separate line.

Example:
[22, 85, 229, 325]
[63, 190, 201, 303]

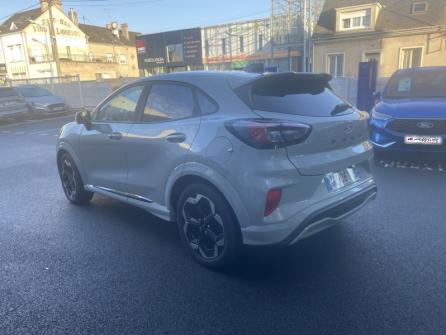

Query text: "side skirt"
[84, 184, 173, 222]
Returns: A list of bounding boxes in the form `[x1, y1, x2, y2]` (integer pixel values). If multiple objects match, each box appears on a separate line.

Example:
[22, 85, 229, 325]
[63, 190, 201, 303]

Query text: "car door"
[79, 84, 146, 194]
[125, 81, 201, 207]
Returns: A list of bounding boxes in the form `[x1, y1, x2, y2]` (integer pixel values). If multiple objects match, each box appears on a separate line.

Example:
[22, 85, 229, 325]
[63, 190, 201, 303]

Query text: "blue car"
[369, 67, 446, 154]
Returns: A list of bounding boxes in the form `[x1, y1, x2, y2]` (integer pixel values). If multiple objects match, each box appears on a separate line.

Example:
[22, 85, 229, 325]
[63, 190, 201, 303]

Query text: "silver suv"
[57, 72, 377, 268]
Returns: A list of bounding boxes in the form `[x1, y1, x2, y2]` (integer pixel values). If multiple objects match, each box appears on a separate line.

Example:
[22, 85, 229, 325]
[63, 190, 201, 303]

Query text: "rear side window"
[0, 88, 18, 98]
[143, 83, 195, 122]
[196, 91, 218, 115]
[240, 75, 348, 117]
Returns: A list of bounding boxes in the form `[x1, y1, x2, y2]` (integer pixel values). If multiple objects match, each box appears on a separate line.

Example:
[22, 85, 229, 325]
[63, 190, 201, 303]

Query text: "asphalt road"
[1, 116, 445, 335]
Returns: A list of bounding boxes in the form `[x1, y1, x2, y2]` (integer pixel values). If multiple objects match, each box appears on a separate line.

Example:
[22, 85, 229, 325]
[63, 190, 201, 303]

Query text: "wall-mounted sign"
[136, 28, 202, 68]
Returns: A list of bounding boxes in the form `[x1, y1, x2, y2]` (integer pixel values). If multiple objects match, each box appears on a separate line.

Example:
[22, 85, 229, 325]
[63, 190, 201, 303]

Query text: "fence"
[330, 77, 389, 107]
[7, 76, 138, 111]
[7, 74, 390, 111]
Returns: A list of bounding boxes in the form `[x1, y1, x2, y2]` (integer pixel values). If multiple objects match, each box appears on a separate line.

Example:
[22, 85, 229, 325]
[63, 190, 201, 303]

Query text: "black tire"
[58, 153, 93, 205]
[176, 183, 241, 269]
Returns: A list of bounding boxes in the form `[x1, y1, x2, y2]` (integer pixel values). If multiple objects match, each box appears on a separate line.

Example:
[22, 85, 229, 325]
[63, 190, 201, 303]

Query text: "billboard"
[136, 28, 202, 69]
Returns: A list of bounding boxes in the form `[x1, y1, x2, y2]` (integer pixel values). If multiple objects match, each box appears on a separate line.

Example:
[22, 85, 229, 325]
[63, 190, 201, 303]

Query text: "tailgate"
[233, 72, 373, 176]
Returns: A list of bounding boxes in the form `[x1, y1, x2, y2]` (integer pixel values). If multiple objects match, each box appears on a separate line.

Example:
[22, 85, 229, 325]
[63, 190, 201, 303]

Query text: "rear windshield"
[0, 88, 18, 98]
[385, 70, 446, 99]
[238, 74, 349, 117]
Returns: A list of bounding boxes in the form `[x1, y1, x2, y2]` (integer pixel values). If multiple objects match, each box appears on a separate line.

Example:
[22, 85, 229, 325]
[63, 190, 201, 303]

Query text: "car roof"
[394, 66, 446, 75]
[133, 71, 261, 88]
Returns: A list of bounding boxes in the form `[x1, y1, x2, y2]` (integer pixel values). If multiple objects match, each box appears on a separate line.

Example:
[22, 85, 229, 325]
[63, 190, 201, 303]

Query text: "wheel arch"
[166, 164, 250, 235]
[57, 142, 85, 182]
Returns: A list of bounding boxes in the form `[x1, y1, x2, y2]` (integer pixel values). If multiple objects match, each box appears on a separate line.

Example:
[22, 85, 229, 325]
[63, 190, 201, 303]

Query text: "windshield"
[0, 87, 18, 98]
[384, 70, 446, 99]
[15, 86, 52, 97]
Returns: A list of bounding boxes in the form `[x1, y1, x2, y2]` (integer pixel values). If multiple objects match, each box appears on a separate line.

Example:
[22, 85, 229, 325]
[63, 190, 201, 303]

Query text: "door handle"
[108, 132, 123, 140]
[166, 133, 187, 143]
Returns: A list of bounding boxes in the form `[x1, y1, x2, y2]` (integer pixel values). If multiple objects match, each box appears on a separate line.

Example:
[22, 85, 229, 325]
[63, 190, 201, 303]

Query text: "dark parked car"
[14, 85, 69, 117]
[0, 87, 28, 120]
[370, 67, 446, 154]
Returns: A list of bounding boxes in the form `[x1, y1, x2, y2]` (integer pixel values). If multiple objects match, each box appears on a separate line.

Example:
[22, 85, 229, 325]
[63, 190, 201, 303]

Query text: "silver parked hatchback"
[57, 71, 377, 268]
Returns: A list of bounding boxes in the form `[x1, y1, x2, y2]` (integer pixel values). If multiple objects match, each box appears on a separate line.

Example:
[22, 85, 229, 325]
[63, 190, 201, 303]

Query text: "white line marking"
[28, 128, 61, 135]
[0, 114, 74, 130]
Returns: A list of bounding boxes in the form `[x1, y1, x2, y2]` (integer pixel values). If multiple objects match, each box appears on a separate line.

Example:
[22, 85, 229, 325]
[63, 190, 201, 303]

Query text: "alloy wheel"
[182, 194, 225, 260]
[61, 158, 77, 201]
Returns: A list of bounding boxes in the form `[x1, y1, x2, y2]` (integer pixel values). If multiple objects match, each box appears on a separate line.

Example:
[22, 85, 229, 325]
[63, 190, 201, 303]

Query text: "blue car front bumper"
[369, 118, 446, 153]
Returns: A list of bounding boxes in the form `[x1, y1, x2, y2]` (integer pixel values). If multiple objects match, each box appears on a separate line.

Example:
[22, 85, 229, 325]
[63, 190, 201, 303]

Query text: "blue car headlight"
[371, 108, 392, 121]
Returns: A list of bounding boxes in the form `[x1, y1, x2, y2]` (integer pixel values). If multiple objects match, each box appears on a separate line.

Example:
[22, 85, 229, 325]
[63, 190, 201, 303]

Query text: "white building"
[0, 0, 139, 82]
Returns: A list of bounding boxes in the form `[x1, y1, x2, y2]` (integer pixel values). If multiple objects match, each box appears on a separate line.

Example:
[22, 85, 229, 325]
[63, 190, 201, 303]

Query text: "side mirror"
[75, 109, 91, 126]
[373, 91, 382, 101]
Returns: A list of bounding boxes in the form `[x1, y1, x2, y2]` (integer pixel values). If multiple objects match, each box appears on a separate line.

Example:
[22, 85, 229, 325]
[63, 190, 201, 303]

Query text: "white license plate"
[324, 166, 362, 192]
[404, 136, 443, 146]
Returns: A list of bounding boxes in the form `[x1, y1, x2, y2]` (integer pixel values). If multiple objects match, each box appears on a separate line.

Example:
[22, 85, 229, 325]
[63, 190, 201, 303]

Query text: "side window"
[196, 90, 218, 115]
[95, 85, 144, 122]
[143, 84, 195, 122]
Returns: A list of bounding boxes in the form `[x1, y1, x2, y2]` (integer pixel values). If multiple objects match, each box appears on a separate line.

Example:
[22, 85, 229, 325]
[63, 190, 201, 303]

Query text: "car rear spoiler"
[231, 72, 332, 90]
[233, 72, 333, 105]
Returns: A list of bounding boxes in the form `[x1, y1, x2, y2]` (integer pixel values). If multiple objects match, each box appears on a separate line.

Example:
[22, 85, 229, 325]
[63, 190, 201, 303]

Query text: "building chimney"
[40, 0, 64, 12]
[40, 0, 49, 12]
[121, 23, 129, 40]
[68, 8, 79, 26]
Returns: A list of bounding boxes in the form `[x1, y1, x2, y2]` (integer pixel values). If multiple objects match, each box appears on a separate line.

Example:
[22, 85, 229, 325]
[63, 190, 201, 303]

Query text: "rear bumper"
[240, 178, 377, 246]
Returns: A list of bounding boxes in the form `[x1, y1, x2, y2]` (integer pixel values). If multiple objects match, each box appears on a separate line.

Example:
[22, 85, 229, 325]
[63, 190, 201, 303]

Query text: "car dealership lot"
[1, 116, 445, 334]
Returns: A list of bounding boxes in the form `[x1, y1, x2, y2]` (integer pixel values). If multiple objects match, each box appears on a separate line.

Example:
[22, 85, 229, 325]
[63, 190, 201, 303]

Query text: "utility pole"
[302, 0, 307, 72]
[47, 0, 61, 77]
[270, 0, 274, 67]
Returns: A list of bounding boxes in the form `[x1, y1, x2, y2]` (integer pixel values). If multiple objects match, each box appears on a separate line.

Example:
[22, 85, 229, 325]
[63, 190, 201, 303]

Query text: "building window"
[106, 53, 114, 63]
[258, 34, 263, 50]
[239, 36, 244, 53]
[119, 54, 127, 65]
[411, 2, 427, 14]
[327, 53, 344, 77]
[205, 40, 210, 57]
[66, 46, 72, 60]
[7, 45, 23, 62]
[399, 47, 423, 69]
[364, 51, 380, 63]
[166, 43, 184, 63]
[222, 38, 227, 55]
[340, 8, 372, 30]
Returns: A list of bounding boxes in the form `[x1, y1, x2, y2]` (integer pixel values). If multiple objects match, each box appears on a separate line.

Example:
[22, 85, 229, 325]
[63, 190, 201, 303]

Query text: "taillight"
[264, 188, 282, 217]
[225, 119, 311, 149]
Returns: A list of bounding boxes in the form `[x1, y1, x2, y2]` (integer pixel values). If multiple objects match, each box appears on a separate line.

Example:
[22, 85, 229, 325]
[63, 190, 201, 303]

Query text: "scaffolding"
[270, 0, 306, 70]
[202, 18, 272, 71]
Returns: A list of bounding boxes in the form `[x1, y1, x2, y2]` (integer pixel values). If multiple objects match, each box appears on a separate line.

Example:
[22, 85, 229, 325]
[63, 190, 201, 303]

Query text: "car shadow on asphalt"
[75, 194, 353, 281]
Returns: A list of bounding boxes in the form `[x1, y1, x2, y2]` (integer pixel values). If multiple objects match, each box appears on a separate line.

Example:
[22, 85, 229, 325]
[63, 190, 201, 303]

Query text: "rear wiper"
[331, 103, 353, 116]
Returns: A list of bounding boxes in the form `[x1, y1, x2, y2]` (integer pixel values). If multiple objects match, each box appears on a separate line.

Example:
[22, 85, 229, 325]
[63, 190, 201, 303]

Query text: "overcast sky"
[2, 0, 271, 34]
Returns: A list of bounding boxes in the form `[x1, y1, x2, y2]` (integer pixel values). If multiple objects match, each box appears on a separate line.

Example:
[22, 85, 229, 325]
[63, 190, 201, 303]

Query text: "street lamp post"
[29, 20, 54, 89]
